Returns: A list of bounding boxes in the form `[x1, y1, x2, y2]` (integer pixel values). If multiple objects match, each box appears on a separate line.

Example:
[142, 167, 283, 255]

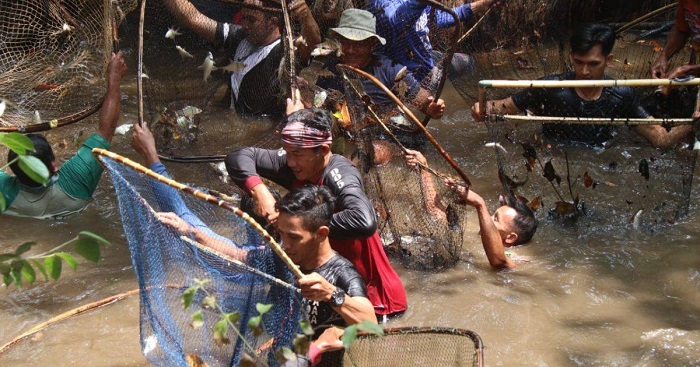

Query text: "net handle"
[279, 0, 297, 101]
[136, 0, 146, 127]
[420, 0, 460, 128]
[457, 6, 493, 45]
[615, 3, 677, 34]
[339, 64, 472, 188]
[92, 148, 305, 279]
[0, 99, 104, 133]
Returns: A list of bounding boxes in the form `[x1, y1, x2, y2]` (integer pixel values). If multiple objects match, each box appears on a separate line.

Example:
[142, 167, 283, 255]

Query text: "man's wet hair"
[275, 185, 335, 232]
[285, 108, 333, 134]
[503, 193, 538, 246]
[570, 23, 616, 56]
[7, 133, 54, 187]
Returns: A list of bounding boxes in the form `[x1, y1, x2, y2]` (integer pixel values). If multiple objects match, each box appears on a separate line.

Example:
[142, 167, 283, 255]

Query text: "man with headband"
[226, 103, 408, 322]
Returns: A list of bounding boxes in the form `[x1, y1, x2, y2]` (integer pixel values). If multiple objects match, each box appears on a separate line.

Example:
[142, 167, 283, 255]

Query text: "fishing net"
[0, 0, 137, 132]
[96, 150, 307, 367]
[320, 327, 484, 367]
[449, 2, 698, 230]
[337, 65, 468, 270]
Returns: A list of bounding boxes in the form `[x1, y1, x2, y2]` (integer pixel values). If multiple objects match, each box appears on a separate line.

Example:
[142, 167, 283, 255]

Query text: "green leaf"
[15, 242, 36, 256]
[0, 132, 34, 156]
[293, 334, 310, 355]
[31, 259, 49, 281]
[45, 255, 62, 281]
[342, 325, 358, 349]
[0, 253, 19, 262]
[239, 354, 256, 367]
[224, 312, 239, 325]
[18, 155, 50, 185]
[191, 310, 203, 329]
[213, 319, 230, 346]
[247, 315, 261, 329]
[256, 303, 273, 316]
[0, 191, 5, 213]
[74, 238, 101, 263]
[355, 320, 384, 336]
[201, 296, 217, 309]
[193, 278, 210, 287]
[78, 231, 110, 246]
[281, 347, 297, 362]
[182, 286, 198, 310]
[3, 273, 11, 286]
[56, 252, 78, 270]
[20, 260, 36, 285]
[299, 320, 314, 336]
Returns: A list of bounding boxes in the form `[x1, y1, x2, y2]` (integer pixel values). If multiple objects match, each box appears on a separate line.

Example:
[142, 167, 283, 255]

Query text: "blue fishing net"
[98, 153, 306, 367]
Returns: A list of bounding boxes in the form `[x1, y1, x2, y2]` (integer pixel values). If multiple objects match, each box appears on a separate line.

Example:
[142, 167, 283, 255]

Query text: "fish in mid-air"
[198, 52, 216, 82]
[32, 110, 41, 125]
[0, 98, 16, 118]
[165, 27, 182, 40]
[179, 106, 202, 119]
[311, 38, 343, 57]
[394, 66, 408, 82]
[175, 45, 194, 59]
[218, 60, 246, 73]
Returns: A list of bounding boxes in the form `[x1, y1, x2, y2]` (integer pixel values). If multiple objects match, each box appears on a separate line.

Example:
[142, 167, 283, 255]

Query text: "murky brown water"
[1, 62, 699, 367]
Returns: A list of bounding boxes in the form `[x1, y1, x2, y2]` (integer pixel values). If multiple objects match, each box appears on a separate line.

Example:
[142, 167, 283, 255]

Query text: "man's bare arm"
[162, 0, 217, 44]
[635, 124, 693, 149]
[299, 273, 377, 325]
[471, 96, 521, 122]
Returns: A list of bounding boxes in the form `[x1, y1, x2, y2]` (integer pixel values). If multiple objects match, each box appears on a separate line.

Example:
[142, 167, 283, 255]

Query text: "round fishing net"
[95, 150, 307, 367]
[0, 0, 138, 132]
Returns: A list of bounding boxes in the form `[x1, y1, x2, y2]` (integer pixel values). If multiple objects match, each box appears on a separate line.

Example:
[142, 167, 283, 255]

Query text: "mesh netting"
[0, 0, 137, 131]
[447, 2, 698, 230]
[320, 327, 484, 367]
[338, 65, 468, 270]
[97, 152, 306, 367]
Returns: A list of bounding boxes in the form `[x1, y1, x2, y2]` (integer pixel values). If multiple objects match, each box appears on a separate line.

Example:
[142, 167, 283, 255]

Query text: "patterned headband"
[281, 120, 333, 148]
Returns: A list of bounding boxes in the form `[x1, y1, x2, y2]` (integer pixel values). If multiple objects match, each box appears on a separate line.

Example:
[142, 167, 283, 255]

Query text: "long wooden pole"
[502, 115, 694, 125]
[616, 3, 678, 34]
[136, 0, 146, 127]
[279, 0, 296, 100]
[339, 64, 471, 187]
[457, 7, 492, 45]
[92, 148, 304, 279]
[479, 78, 700, 89]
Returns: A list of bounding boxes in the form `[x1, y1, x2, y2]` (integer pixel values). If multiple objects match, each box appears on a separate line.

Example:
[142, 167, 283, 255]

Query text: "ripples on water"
[1, 74, 699, 367]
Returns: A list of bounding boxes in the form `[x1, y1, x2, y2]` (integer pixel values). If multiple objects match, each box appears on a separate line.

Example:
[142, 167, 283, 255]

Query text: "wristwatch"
[329, 289, 346, 307]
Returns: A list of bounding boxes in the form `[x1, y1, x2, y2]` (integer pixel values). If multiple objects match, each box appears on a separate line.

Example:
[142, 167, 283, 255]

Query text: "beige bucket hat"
[330, 9, 386, 45]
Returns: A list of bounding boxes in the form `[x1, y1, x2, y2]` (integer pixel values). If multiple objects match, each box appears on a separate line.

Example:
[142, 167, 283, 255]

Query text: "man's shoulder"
[316, 253, 362, 281]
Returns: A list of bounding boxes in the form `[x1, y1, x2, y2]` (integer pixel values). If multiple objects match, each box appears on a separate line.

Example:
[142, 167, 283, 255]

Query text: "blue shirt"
[366, 0, 474, 81]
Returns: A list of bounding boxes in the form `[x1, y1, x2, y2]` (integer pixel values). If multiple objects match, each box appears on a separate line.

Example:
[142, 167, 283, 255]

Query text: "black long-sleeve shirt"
[226, 147, 377, 239]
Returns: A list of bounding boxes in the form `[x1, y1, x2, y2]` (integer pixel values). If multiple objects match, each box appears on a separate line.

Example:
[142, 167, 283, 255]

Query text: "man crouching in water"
[405, 150, 538, 269]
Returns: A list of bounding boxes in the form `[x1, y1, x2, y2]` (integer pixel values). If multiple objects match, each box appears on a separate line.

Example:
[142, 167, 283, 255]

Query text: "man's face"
[570, 44, 611, 80]
[277, 213, 319, 269]
[283, 143, 327, 183]
[492, 205, 518, 246]
[240, 7, 276, 46]
[338, 36, 375, 68]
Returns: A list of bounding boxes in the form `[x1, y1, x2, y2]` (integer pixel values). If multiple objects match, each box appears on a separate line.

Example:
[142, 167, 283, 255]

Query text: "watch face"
[331, 289, 345, 307]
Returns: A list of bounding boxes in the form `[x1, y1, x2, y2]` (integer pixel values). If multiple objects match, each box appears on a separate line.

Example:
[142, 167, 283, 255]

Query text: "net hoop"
[479, 78, 700, 89]
[0, 100, 104, 133]
[502, 115, 694, 125]
[92, 148, 304, 279]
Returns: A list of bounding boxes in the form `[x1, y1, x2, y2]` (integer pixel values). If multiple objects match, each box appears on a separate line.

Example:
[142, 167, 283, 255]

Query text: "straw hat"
[330, 9, 386, 45]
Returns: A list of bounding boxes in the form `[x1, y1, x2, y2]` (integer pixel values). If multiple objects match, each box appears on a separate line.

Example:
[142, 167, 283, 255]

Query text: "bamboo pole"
[616, 3, 678, 34]
[279, 0, 296, 100]
[0, 100, 104, 133]
[458, 7, 493, 45]
[479, 78, 700, 89]
[501, 115, 693, 125]
[158, 154, 226, 163]
[0, 289, 140, 354]
[136, 0, 146, 127]
[92, 148, 304, 279]
[339, 64, 472, 188]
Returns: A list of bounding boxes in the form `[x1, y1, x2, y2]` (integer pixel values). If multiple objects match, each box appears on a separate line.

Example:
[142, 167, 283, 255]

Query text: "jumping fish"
[32, 110, 41, 125]
[485, 142, 508, 154]
[114, 123, 133, 135]
[630, 209, 643, 229]
[0, 98, 15, 118]
[218, 60, 246, 73]
[197, 52, 216, 82]
[394, 66, 408, 82]
[175, 45, 194, 59]
[165, 27, 182, 40]
[179, 106, 202, 119]
[61, 23, 73, 33]
[311, 38, 343, 57]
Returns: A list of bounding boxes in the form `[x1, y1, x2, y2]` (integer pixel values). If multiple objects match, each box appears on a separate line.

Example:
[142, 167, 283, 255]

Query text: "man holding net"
[0, 52, 126, 219]
[472, 23, 692, 149]
[163, 0, 321, 116]
[225, 101, 408, 322]
[404, 149, 538, 270]
[367, 0, 498, 83]
[314, 9, 445, 145]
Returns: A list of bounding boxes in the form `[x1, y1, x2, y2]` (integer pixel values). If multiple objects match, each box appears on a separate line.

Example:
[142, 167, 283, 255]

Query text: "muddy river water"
[1, 63, 699, 366]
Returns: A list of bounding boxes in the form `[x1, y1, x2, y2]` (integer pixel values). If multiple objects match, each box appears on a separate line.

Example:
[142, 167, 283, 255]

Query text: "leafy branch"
[0, 231, 109, 288]
[0, 132, 50, 212]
